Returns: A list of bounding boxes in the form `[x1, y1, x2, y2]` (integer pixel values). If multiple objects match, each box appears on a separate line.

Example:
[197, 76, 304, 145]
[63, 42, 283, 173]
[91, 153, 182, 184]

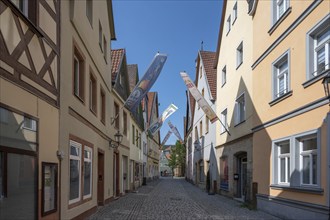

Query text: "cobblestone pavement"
[88, 177, 281, 220]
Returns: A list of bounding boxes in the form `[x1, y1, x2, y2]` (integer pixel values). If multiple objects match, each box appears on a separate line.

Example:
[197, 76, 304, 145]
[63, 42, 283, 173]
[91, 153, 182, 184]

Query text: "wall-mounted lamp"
[322, 71, 330, 105]
[109, 130, 123, 150]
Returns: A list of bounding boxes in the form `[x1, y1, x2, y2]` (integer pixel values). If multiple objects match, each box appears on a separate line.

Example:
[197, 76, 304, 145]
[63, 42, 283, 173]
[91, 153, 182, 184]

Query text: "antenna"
[201, 41, 204, 51]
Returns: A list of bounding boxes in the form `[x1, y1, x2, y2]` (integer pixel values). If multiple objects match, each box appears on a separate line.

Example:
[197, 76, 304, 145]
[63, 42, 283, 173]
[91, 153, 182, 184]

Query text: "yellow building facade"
[252, 0, 329, 219]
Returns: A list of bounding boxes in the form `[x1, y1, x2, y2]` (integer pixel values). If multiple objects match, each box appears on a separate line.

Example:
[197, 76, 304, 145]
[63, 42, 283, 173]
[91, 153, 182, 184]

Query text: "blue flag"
[124, 53, 167, 111]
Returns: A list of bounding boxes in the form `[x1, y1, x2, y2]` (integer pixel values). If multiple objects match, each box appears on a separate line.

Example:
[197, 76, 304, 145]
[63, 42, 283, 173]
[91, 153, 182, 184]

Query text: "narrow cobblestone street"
[88, 178, 281, 220]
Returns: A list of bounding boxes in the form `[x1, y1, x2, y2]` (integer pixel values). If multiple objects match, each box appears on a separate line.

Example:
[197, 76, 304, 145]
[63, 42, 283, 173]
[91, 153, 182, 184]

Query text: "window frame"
[306, 15, 330, 82]
[103, 35, 107, 62]
[69, 140, 82, 205]
[114, 102, 120, 130]
[100, 88, 105, 124]
[89, 72, 97, 115]
[41, 162, 58, 216]
[199, 120, 203, 137]
[222, 66, 226, 87]
[99, 21, 103, 51]
[205, 116, 209, 134]
[220, 108, 228, 134]
[271, 130, 321, 190]
[235, 93, 245, 125]
[272, 50, 290, 100]
[73, 45, 85, 103]
[236, 42, 243, 69]
[226, 15, 231, 34]
[123, 111, 127, 136]
[86, 0, 93, 26]
[272, 0, 290, 24]
[232, 2, 237, 24]
[83, 146, 92, 199]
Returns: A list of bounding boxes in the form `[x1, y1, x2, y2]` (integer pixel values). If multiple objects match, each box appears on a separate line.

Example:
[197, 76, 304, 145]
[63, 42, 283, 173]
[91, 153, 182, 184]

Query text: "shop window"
[42, 163, 57, 216]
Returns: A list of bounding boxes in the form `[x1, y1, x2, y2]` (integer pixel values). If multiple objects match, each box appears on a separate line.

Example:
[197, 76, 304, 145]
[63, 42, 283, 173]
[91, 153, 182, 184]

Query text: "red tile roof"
[111, 49, 125, 82]
[200, 51, 217, 100]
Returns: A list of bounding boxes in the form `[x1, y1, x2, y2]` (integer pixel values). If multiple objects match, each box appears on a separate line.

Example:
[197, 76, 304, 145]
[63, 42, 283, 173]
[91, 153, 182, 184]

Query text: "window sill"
[236, 62, 243, 70]
[269, 90, 293, 107]
[302, 69, 329, 89]
[268, 7, 292, 35]
[270, 184, 323, 195]
[74, 94, 85, 105]
[234, 120, 245, 127]
[221, 82, 226, 88]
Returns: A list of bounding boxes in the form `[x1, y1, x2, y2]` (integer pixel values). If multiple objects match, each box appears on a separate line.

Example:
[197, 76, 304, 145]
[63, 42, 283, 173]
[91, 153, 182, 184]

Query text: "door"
[122, 156, 127, 193]
[239, 156, 247, 201]
[97, 151, 104, 206]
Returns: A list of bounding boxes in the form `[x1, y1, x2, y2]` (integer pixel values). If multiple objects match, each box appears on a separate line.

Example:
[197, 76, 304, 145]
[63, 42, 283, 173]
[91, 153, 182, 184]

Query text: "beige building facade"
[251, 0, 329, 219]
[215, 0, 254, 202]
[59, 0, 116, 219]
[0, 0, 60, 219]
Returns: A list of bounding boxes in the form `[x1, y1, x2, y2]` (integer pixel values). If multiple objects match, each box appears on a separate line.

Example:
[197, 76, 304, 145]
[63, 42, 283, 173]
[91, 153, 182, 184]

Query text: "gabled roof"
[111, 48, 125, 82]
[127, 64, 138, 93]
[200, 51, 217, 100]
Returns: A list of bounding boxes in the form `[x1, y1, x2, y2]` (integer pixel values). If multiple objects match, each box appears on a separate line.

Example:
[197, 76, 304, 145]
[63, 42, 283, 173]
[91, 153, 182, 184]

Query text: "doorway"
[97, 151, 104, 206]
[237, 155, 247, 201]
[113, 152, 120, 197]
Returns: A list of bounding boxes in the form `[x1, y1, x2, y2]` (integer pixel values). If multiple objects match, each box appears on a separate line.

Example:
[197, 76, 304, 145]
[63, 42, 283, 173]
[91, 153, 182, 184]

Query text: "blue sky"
[112, 0, 223, 145]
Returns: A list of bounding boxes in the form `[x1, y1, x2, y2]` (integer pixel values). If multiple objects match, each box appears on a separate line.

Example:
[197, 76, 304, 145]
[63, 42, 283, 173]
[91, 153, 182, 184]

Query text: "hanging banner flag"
[148, 104, 178, 135]
[180, 72, 218, 123]
[124, 53, 167, 111]
[161, 131, 172, 146]
[168, 121, 183, 142]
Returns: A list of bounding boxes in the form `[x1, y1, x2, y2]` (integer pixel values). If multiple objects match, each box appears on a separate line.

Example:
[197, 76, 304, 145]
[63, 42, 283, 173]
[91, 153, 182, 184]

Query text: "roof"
[214, 0, 227, 68]
[111, 49, 125, 82]
[200, 51, 217, 100]
[127, 64, 138, 93]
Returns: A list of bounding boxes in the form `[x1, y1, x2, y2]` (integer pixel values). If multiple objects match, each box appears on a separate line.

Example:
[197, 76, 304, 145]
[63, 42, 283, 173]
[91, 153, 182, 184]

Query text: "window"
[0, 107, 9, 123]
[298, 134, 318, 185]
[276, 0, 288, 20]
[86, 0, 93, 26]
[89, 73, 97, 114]
[272, 0, 289, 23]
[199, 66, 202, 79]
[232, 2, 237, 24]
[23, 116, 37, 131]
[236, 42, 243, 68]
[221, 109, 227, 133]
[272, 130, 320, 189]
[99, 21, 103, 50]
[69, 141, 81, 204]
[132, 125, 135, 145]
[83, 146, 92, 199]
[235, 93, 245, 125]
[194, 126, 198, 141]
[123, 112, 127, 135]
[272, 52, 289, 99]
[100, 89, 105, 124]
[226, 15, 231, 34]
[103, 36, 107, 61]
[201, 88, 204, 97]
[136, 128, 138, 146]
[138, 132, 141, 149]
[205, 116, 209, 134]
[306, 16, 330, 79]
[10, 0, 37, 23]
[220, 157, 229, 190]
[69, 139, 93, 205]
[222, 66, 226, 86]
[114, 102, 119, 129]
[199, 121, 203, 137]
[73, 48, 85, 101]
[276, 140, 290, 184]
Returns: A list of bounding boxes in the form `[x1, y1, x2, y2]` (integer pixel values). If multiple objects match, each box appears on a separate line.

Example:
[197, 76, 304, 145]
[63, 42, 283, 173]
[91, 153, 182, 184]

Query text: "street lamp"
[322, 71, 330, 103]
[109, 130, 123, 150]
